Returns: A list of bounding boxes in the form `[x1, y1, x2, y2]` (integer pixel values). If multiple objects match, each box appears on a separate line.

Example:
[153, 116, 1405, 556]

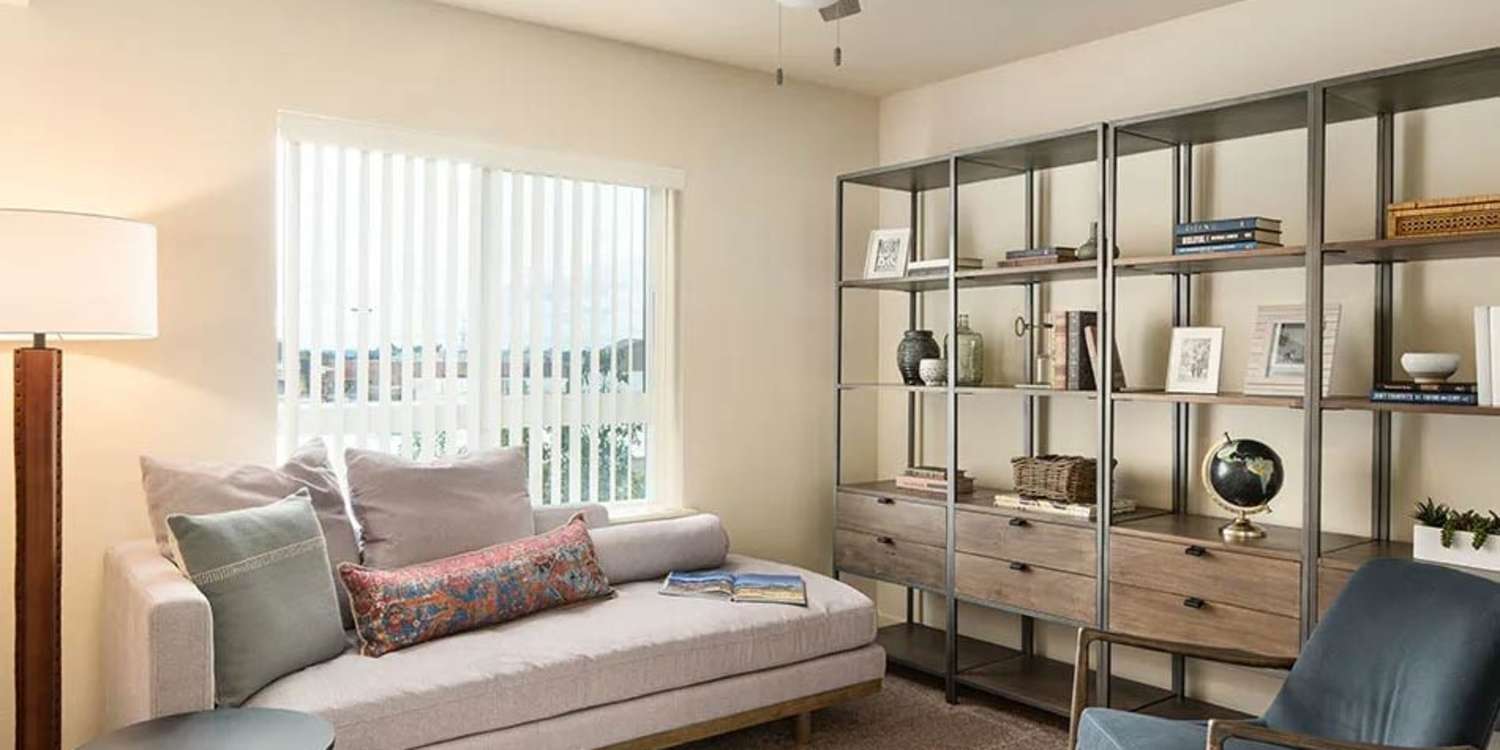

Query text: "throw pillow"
[167, 491, 347, 706]
[141, 439, 360, 628]
[338, 513, 612, 657]
[591, 513, 730, 584]
[345, 446, 535, 569]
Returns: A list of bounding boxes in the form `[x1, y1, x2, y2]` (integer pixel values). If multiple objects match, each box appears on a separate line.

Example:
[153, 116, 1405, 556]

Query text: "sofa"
[102, 505, 885, 749]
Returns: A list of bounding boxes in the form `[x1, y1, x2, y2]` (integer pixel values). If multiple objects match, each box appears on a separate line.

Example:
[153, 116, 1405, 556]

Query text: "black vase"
[897, 330, 941, 385]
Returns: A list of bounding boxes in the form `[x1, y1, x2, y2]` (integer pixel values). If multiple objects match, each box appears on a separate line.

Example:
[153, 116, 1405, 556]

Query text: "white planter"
[1412, 525, 1500, 572]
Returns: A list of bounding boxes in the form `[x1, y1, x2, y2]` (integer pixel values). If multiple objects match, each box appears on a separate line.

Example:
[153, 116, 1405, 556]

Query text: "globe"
[1201, 433, 1284, 541]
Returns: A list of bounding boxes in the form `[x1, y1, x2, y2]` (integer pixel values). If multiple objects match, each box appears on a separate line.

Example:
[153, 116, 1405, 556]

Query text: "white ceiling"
[432, 0, 1244, 96]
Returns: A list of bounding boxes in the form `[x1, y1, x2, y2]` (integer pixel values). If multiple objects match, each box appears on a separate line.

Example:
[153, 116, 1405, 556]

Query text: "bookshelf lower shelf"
[876, 622, 1018, 678]
[957, 654, 1171, 716]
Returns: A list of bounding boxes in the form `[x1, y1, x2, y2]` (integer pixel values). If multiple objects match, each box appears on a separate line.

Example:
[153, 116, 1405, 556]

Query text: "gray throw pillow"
[346, 447, 536, 569]
[167, 491, 347, 707]
[140, 440, 360, 628]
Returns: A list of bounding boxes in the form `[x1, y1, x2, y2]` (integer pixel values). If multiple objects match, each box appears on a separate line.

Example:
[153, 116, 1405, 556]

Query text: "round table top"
[81, 708, 334, 750]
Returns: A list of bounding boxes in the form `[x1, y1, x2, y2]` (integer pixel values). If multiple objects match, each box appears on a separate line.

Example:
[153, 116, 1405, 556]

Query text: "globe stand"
[1219, 512, 1267, 542]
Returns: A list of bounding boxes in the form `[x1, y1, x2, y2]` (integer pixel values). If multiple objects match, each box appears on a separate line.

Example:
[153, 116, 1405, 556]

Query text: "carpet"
[685, 668, 1069, 749]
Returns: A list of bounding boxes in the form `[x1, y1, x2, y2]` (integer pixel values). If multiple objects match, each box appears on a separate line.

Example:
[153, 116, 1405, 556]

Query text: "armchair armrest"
[102, 541, 214, 730]
[1206, 719, 1480, 750]
[1067, 627, 1297, 750]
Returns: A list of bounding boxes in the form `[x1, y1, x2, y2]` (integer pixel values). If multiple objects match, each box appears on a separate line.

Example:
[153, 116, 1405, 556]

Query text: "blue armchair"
[1069, 558, 1500, 750]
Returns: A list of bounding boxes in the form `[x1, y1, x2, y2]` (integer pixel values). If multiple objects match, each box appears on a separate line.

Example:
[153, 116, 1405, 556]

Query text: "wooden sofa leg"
[793, 712, 812, 745]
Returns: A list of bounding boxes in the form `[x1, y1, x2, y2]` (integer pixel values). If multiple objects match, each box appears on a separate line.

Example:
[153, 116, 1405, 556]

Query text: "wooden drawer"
[1110, 534, 1300, 617]
[834, 528, 944, 591]
[1318, 564, 1354, 618]
[956, 508, 1096, 576]
[1110, 582, 1300, 659]
[956, 552, 1095, 623]
[837, 492, 945, 548]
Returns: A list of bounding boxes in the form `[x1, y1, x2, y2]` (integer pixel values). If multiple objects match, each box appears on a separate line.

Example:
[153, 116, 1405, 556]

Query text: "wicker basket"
[1386, 195, 1500, 239]
[1011, 455, 1101, 504]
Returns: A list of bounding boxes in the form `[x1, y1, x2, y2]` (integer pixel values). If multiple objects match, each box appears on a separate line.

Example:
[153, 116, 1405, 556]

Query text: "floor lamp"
[0, 210, 157, 749]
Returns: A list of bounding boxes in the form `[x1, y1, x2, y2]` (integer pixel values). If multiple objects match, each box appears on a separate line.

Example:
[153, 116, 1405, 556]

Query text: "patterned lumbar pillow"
[338, 513, 613, 657]
[167, 490, 347, 706]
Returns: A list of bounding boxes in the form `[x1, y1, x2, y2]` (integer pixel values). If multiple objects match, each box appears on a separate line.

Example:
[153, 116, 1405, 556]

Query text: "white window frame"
[275, 112, 684, 514]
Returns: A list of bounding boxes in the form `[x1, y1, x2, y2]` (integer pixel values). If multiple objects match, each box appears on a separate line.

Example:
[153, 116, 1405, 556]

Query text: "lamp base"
[15, 344, 62, 750]
[1219, 513, 1267, 542]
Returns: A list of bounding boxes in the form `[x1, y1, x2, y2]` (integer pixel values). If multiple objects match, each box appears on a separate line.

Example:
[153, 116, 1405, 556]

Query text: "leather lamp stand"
[14, 344, 62, 750]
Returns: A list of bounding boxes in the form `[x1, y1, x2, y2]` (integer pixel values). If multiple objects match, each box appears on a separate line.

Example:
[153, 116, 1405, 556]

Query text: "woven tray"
[1011, 455, 1099, 504]
[1386, 195, 1500, 239]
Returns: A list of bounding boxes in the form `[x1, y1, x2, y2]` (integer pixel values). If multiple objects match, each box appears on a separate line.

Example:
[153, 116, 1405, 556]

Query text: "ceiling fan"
[774, 0, 862, 85]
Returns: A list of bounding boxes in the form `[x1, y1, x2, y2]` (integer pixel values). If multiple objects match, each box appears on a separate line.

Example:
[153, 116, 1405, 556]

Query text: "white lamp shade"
[0, 209, 158, 339]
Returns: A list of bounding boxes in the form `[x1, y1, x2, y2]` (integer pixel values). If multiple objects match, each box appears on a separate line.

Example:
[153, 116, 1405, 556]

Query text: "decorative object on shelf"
[1014, 315, 1054, 386]
[918, 357, 947, 387]
[896, 465, 973, 494]
[999, 246, 1076, 267]
[1084, 325, 1126, 390]
[1412, 498, 1500, 572]
[1387, 194, 1500, 239]
[1399, 352, 1460, 383]
[1010, 455, 1107, 505]
[1243, 304, 1341, 397]
[945, 314, 984, 386]
[993, 492, 1136, 521]
[896, 329, 939, 385]
[1173, 216, 1282, 255]
[1074, 222, 1118, 260]
[1370, 381, 1477, 406]
[1165, 327, 1224, 394]
[1201, 433, 1284, 542]
[863, 228, 911, 279]
[1474, 306, 1496, 406]
[907, 256, 981, 276]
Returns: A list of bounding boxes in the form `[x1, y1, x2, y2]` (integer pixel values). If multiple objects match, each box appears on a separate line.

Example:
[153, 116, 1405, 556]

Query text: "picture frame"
[1244, 304, 1342, 397]
[1165, 327, 1224, 394]
[863, 228, 911, 279]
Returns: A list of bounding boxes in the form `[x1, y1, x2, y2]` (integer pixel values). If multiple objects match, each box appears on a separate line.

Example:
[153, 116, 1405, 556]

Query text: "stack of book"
[1173, 217, 1282, 255]
[907, 257, 982, 276]
[1473, 306, 1500, 407]
[1370, 381, 1478, 406]
[894, 465, 975, 494]
[1048, 310, 1126, 391]
[998, 246, 1076, 267]
[993, 493, 1137, 521]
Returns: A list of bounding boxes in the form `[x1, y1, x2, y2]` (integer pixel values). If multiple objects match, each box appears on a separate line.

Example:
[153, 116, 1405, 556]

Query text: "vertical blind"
[276, 116, 681, 507]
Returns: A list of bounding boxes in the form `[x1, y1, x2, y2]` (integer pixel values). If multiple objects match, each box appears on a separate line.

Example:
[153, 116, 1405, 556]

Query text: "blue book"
[1177, 229, 1282, 246]
[659, 570, 808, 606]
[1173, 240, 1282, 255]
[1174, 217, 1282, 236]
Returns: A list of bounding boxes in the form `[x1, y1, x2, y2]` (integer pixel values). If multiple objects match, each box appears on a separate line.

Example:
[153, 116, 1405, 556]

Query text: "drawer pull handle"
[1184, 545, 1207, 557]
[1183, 597, 1207, 609]
[875, 536, 895, 545]
[875, 497, 895, 505]
[1008, 518, 1029, 528]
[1008, 562, 1029, 572]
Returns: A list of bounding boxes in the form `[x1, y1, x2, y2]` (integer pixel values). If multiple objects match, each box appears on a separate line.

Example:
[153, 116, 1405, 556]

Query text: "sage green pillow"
[167, 490, 347, 706]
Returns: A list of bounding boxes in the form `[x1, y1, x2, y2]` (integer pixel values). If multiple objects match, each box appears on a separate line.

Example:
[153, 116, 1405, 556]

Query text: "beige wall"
[0, 0, 878, 743]
[859, 0, 1500, 716]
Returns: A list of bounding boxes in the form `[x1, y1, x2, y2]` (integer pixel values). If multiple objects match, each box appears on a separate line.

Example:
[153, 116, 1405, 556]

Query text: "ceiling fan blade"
[818, 0, 861, 22]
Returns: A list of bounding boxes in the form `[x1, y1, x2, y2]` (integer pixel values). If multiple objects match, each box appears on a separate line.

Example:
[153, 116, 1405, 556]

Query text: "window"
[275, 114, 682, 509]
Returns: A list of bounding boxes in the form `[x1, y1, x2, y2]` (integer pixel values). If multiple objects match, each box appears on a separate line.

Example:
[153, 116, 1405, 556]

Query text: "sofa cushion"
[346, 447, 536, 569]
[339, 514, 612, 657]
[245, 554, 876, 750]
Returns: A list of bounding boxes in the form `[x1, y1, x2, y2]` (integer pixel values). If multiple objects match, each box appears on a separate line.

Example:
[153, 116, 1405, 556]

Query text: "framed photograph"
[863, 228, 911, 279]
[1244, 304, 1342, 397]
[1165, 327, 1224, 394]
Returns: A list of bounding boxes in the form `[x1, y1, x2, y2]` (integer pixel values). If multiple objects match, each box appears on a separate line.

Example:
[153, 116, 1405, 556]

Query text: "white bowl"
[918, 358, 947, 386]
[1400, 352, 1460, 383]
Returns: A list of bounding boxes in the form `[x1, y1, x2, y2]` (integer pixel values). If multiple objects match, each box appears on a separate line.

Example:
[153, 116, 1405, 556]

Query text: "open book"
[659, 570, 808, 607]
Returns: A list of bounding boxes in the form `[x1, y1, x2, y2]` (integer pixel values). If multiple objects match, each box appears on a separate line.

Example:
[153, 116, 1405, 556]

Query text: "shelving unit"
[833, 45, 1500, 721]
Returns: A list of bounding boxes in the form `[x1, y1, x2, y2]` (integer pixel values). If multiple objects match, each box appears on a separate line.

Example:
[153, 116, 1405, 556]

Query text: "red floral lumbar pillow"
[338, 513, 613, 657]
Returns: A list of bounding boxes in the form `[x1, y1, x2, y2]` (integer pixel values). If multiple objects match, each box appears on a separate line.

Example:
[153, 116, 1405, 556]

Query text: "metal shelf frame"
[833, 44, 1500, 718]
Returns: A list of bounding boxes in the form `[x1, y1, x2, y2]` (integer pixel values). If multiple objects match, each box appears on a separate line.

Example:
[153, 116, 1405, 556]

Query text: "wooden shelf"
[957, 654, 1171, 716]
[838, 382, 1096, 398]
[1323, 396, 1500, 417]
[1327, 232, 1500, 264]
[877, 622, 1018, 677]
[1320, 539, 1500, 581]
[1113, 513, 1369, 563]
[1113, 390, 1302, 409]
[1116, 246, 1307, 276]
[1136, 695, 1252, 722]
[955, 493, 1166, 528]
[839, 480, 994, 508]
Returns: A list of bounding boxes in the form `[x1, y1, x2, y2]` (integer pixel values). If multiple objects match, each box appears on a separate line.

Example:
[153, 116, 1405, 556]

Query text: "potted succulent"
[1412, 498, 1500, 572]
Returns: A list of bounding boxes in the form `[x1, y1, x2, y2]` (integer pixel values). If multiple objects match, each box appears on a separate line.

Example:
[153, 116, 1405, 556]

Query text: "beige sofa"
[102, 507, 884, 749]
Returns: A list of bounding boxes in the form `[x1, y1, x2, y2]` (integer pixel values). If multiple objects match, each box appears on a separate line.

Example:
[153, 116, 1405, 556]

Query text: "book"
[660, 570, 808, 607]
[1051, 311, 1069, 389]
[1173, 240, 1283, 255]
[998, 255, 1078, 267]
[1084, 326, 1127, 390]
[1005, 246, 1077, 260]
[1067, 311, 1098, 391]
[904, 465, 968, 481]
[1174, 217, 1282, 235]
[894, 474, 976, 494]
[993, 493, 1137, 520]
[1375, 381, 1477, 394]
[1478, 307, 1494, 407]
[908, 257, 983, 274]
[1490, 307, 1500, 409]
[1370, 390, 1480, 405]
[1176, 229, 1282, 246]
